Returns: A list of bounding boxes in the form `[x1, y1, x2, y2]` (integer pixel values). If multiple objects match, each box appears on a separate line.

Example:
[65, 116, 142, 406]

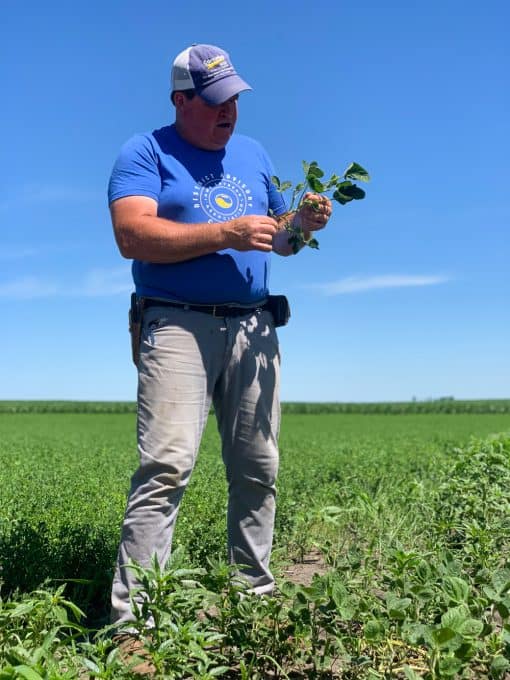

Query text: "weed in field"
[0, 584, 84, 678]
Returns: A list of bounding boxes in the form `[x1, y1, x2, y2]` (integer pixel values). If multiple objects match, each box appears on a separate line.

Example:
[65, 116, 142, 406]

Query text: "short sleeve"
[108, 134, 162, 204]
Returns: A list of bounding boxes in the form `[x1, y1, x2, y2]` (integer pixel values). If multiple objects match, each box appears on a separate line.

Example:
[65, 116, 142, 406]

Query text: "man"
[108, 43, 332, 629]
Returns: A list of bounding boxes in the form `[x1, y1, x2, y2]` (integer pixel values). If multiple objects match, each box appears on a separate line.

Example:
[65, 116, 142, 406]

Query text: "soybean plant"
[272, 160, 370, 252]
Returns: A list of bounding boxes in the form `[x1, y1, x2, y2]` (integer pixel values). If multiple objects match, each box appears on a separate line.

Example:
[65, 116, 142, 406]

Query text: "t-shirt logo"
[193, 173, 253, 222]
[214, 193, 233, 209]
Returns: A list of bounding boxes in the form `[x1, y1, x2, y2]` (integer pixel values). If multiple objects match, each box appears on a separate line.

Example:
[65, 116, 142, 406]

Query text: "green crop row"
[0, 401, 138, 414]
[282, 399, 510, 415]
[1, 398, 510, 414]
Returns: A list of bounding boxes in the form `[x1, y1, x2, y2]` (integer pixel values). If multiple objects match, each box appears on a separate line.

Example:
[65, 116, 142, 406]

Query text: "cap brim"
[198, 75, 252, 105]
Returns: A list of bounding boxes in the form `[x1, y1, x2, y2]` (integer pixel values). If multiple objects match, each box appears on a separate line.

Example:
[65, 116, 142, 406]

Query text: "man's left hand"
[294, 193, 333, 233]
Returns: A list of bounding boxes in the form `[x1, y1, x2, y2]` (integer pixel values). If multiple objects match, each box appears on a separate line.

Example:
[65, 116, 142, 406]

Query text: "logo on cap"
[204, 55, 226, 70]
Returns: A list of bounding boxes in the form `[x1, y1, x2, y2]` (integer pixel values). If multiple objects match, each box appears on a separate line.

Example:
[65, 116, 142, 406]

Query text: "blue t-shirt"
[108, 125, 286, 304]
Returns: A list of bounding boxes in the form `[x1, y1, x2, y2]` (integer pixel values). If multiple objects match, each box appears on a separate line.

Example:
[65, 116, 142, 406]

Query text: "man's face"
[175, 93, 238, 151]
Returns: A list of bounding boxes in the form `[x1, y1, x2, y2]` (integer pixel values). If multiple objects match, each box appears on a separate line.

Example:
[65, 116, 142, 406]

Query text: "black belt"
[143, 297, 268, 318]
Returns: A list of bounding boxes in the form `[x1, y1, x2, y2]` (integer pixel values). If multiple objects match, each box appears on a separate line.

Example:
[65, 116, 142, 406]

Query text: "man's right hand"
[225, 215, 278, 252]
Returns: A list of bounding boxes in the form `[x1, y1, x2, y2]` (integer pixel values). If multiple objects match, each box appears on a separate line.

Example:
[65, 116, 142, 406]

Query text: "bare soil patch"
[280, 549, 329, 587]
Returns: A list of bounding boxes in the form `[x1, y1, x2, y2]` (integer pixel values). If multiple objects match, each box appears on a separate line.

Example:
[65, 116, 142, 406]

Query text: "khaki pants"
[111, 305, 281, 626]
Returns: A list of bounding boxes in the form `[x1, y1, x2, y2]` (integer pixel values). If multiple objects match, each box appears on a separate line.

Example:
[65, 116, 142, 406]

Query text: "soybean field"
[0, 404, 509, 678]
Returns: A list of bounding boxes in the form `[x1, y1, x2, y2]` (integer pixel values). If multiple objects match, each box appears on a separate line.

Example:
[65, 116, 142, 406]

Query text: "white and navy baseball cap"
[171, 44, 252, 105]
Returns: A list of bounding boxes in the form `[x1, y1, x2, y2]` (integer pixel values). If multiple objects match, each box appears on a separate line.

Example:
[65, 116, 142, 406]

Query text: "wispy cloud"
[78, 268, 133, 297]
[0, 276, 59, 299]
[0, 267, 132, 300]
[304, 274, 451, 296]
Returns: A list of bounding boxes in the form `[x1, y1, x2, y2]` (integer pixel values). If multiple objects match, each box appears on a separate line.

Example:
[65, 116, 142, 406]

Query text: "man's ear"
[172, 91, 185, 109]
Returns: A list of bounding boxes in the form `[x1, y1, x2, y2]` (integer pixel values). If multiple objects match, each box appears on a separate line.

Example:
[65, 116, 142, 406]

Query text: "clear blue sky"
[1, 0, 508, 402]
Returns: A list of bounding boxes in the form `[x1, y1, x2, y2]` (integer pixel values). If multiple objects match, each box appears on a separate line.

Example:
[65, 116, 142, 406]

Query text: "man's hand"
[111, 196, 279, 262]
[294, 193, 332, 233]
[224, 215, 278, 252]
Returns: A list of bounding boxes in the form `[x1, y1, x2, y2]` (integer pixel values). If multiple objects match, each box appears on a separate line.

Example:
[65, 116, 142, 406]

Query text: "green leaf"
[307, 238, 319, 249]
[279, 181, 292, 192]
[337, 598, 357, 620]
[209, 668, 231, 677]
[414, 587, 435, 603]
[442, 576, 470, 604]
[307, 164, 325, 179]
[492, 569, 510, 595]
[386, 593, 412, 620]
[432, 626, 457, 646]
[416, 559, 432, 582]
[334, 180, 353, 195]
[14, 668, 44, 680]
[364, 619, 385, 642]
[280, 580, 298, 598]
[403, 666, 424, 680]
[10, 602, 36, 617]
[301, 161, 310, 175]
[438, 655, 463, 676]
[502, 595, 510, 611]
[402, 622, 430, 645]
[333, 184, 365, 204]
[82, 660, 101, 673]
[321, 505, 343, 520]
[63, 599, 85, 621]
[459, 618, 483, 637]
[482, 585, 500, 602]
[491, 655, 510, 674]
[330, 579, 346, 609]
[441, 605, 470, 632]
[346, 184, 366, 200]
[343, 162, 370, 182]
[496, 600, 510, 619]
[307, 176, 325, 192]
[271, 175, 281, 189]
